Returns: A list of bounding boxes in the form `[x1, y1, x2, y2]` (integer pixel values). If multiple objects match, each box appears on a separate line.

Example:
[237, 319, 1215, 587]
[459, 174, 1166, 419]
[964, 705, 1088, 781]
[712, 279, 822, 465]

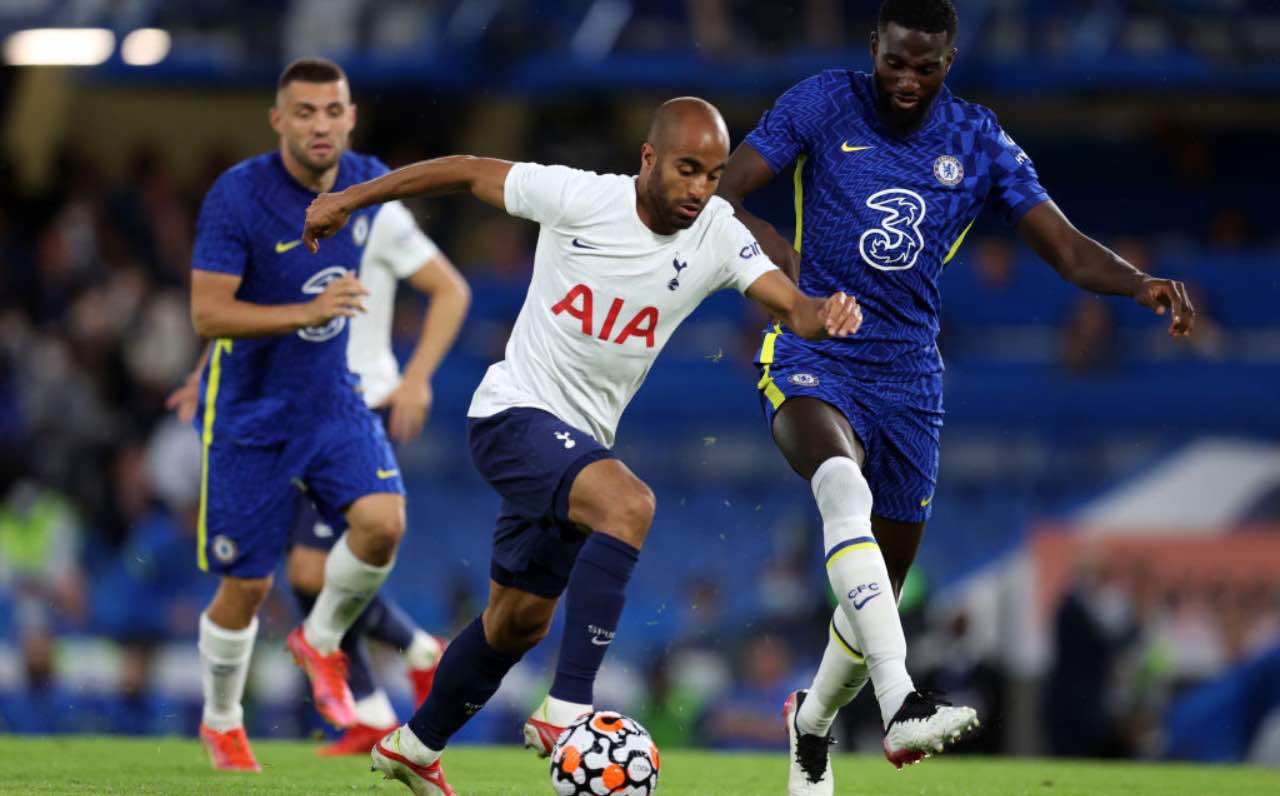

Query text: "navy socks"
[550, 533, 640, 705]
[407, 617, 520, 750]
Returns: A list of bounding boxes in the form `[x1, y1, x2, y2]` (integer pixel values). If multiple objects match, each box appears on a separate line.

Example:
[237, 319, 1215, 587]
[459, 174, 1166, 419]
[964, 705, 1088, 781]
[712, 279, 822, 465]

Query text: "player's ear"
[269, 105, 282, 134]
[640, 142, 656, 172]
[944, 47, 957, 73]
[348, 102, 358, 130]
[870, 29, 879, 60]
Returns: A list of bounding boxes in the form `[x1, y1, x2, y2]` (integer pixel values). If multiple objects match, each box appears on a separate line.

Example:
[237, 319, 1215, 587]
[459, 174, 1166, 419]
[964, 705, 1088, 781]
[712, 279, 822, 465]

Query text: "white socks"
[199, 612, 258, 732]
[541, 694, 592, 727]
[304, 533, 393, 654]
[404, 630, 444, 671]
[796, 608, 870, 736]
[355, 689, 398, 728]
[812, 456, 914, 726]
[398, 723, 442, 766]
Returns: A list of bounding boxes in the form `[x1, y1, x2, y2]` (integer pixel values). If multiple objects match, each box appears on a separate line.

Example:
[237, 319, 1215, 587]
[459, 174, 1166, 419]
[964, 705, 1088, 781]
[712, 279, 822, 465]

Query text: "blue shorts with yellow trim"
[199, 409, 403, 578]
[755, 328, 943, 523]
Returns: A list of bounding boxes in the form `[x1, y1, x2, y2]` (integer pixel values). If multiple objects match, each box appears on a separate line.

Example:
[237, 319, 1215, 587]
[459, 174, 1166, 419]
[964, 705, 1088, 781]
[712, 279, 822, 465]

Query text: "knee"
[209, 575, 273, 628]
[286, 548, 326, 595]
[598, 482, 655, 548]
[349, 508, 405, 564]
[483, 602, 553, 655]
[811, 456, 872, 519]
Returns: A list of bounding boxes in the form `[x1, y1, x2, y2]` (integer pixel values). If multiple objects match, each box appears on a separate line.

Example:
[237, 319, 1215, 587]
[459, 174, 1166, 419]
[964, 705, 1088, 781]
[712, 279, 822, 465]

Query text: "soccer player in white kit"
[302, 97, 862, 795]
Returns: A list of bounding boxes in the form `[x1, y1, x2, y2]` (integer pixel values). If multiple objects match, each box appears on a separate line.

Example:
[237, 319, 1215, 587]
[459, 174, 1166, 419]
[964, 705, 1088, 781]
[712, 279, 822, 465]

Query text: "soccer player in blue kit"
[717, 1, 1196, 792]
[186, 58, 448, 771]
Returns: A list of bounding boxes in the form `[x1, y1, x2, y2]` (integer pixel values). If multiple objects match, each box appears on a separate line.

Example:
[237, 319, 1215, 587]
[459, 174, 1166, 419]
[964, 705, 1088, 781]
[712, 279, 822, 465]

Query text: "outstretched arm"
[745, 270, 861, 340]
[1018, 201, 1195, 336]
[379, 253, 471, 443]
[303, 156, 514, 252]
[717, 143, 800, 282]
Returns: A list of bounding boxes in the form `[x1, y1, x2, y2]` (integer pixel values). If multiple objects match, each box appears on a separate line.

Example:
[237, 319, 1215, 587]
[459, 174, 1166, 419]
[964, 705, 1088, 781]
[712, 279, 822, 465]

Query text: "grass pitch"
[0, 736, 1275, 795]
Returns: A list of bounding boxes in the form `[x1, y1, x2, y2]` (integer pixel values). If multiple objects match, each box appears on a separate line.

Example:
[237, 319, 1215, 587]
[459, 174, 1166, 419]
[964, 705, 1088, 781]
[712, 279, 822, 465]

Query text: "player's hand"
[1133, 276, 1195, 336]
[165, 371, 201, 425]
[380, 378, 433, 443]
[818, 292, 862, 337]
[303, 272, 368, 326]
[303, 191, 353, 253]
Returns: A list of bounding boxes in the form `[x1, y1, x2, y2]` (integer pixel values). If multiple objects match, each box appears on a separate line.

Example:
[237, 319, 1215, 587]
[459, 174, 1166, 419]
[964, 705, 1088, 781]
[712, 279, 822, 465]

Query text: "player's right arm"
[303, 156, 514, 251]
[191, 171, 368, 338]
[191, 270, 367, 338]
[718, 144, 800, 282]
[717, 74, 830, 282]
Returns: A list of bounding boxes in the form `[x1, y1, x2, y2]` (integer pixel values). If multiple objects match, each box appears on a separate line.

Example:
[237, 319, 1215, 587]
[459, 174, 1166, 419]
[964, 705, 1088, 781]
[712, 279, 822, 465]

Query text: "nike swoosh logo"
[376, 468, 400, 479]
[853, 591, 883, 610]
[275, 239, 303, 254]
[841, 142, 873, 153]
[920, 495, 933, 508]
[590, 636, 613, 646]
[571, 238, 600, 250]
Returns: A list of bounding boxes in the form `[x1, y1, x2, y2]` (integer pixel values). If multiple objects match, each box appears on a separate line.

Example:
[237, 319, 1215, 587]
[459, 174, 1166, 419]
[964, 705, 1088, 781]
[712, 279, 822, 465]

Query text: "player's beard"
[874, 83, 933, 138]
[291, 137, 342, 177]
[645, 175, 695, 233]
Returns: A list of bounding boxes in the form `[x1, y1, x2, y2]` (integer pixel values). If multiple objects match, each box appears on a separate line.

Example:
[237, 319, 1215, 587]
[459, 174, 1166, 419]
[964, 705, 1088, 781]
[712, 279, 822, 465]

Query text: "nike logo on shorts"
[376, 468, 400, 479]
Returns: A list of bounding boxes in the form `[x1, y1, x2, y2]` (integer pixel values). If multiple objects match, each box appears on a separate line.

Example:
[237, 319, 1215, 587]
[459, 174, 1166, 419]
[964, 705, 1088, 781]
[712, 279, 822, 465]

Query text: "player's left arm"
[744, 270, 861, 340]
[380, 253, 471, 443]
[1017, 201, 1195, 336]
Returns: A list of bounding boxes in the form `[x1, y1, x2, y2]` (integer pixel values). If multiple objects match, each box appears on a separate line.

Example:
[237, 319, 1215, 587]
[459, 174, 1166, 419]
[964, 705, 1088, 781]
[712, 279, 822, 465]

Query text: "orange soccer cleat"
[287, 625, 357, 729]
[199, 723, 262, 773]
[407, 638, 445, 708]
[317, 722, 398, 757]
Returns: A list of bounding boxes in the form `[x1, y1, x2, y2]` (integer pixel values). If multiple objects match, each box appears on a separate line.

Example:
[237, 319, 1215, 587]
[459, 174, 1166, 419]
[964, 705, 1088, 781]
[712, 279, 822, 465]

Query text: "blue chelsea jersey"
[745, 69, 1050, 377]
[191, 151, 389, 445]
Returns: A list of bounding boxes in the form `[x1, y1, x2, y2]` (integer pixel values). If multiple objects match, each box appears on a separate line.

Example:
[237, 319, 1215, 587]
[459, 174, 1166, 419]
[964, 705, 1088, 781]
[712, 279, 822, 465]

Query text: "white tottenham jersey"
[349, 199, 440, 407]
[468, 162, 778, 447]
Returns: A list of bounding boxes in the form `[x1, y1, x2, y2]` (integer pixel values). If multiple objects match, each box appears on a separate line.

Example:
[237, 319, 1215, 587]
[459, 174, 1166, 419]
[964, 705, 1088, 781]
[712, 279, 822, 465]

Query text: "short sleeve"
[503, 162, 586, 227]
[985, 123, 1050, 225]
[743, 73, 830, 173]
[192, 173, 250, 276]
[367, 200, 440, 279]
[712, 213, 779, 294]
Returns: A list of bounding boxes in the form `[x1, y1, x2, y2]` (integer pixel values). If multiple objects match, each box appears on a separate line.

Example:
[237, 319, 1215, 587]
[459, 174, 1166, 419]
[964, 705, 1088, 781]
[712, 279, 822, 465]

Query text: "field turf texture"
[0, 737, 1275, 795]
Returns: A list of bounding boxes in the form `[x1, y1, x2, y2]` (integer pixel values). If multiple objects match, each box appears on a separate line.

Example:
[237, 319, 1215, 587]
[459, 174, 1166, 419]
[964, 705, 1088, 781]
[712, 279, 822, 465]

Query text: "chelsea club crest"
[933, 155, 963, 187]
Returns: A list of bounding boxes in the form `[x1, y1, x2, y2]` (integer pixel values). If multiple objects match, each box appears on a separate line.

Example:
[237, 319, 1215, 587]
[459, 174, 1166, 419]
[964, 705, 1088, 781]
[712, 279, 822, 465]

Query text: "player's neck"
[279, 144, 339, 194]
[633, 177, 677, 236]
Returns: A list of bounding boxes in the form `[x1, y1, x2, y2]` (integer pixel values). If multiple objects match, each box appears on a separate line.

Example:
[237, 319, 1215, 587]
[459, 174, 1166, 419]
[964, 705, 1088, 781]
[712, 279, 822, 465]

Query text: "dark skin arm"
[716, 143, 800, 282]
[1018, 201, 1195, 336]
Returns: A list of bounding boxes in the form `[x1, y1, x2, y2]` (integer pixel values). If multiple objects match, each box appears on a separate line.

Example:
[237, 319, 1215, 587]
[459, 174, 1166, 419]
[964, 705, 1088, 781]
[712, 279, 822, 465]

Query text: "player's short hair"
[277, 57, 347, 90]
[878, 0, 958, 40]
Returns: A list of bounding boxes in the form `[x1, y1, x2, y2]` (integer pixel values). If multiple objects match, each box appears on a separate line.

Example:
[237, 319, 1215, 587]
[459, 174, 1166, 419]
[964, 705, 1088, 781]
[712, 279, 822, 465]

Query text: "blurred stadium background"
[1, 0, 1278, 769]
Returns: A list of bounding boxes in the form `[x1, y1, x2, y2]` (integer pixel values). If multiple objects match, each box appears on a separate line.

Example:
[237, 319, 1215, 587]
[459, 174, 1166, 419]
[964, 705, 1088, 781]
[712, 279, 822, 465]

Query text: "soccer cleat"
[199, 723, 262, 772]
[407, 636, 445, 708]
[287, 625, 357, 729]
[882, 690, 979, 769]
[317, 722, 399, 757]
[523, 714, 568, 758]
[784, 690, 835, 795]
[371, 728, 455, 796]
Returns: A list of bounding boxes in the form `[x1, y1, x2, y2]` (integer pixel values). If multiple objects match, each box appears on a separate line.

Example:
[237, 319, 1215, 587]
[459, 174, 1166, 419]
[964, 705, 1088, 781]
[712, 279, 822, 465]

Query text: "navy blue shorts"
[200, 407, 403, 578]
[290, 410, 392, 552]
[756, 328, 943, 524]
[468, 407, 615, 599]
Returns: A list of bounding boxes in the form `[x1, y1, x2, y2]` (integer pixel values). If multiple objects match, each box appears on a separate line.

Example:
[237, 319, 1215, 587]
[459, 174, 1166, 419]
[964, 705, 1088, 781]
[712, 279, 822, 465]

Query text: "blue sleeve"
[743, 73, 830, 173]
[191, 173, 250, 276]
[984, 121, 1050, 225]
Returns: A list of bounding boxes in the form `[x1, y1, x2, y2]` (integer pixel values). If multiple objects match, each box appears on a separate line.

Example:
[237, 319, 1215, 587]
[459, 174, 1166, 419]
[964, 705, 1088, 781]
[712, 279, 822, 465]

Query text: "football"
[549, 711, 660, 796]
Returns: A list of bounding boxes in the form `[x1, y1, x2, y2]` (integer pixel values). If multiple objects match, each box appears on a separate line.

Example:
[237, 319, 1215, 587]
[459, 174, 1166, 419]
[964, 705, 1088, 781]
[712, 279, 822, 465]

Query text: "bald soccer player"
[302, 98, 863, 795]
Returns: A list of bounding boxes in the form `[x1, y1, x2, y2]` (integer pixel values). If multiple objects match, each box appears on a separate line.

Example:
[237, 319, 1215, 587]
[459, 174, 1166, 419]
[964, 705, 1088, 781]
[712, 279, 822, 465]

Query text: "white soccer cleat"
[882, 690, 979, 769]
[783, 690, 835, 796]
[523, 696, 589, 758]
[370, 728, 455, 796]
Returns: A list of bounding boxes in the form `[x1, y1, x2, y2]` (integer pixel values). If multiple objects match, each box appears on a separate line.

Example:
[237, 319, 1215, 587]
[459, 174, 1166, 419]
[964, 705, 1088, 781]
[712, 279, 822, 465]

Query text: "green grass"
[0, 737, 1275, 795]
